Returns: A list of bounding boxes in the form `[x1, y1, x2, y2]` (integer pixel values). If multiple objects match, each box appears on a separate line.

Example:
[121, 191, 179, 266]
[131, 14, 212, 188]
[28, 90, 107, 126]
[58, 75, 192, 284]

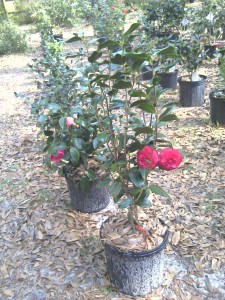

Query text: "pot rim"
[178, 74, 207, 83]
[100, 216, 169, 258]
[158, 69, 179, 75]
[209, 89, 225, 101]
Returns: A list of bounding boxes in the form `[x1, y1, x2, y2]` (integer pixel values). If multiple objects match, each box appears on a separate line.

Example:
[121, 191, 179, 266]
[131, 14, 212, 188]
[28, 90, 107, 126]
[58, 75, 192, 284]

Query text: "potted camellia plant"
[209, 55, 225, 125]
[89, 0, 127, 43]
[178, 37, 207, 107]
[141, 0, 185, 39]
[67, 23, 183, 296]
[96, 25, 183, 297]
[203, 12, 219, 58]
[31, 34, 111, 213]
[139, 35, 180, 90]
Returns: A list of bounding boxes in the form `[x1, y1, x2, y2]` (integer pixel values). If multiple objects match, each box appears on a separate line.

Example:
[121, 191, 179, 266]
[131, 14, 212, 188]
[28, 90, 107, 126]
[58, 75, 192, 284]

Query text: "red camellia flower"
[123, 9, 128, 14]
[158, 148, 182, 171]
[137, 146, 159, 169]
[50, 150, 65, 163]
[66, 116, 75, 128]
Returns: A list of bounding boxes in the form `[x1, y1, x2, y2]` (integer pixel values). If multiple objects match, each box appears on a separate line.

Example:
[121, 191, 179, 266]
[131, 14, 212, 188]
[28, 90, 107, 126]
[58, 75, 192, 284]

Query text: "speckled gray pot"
[178, 75, 207, 107]
[64, 174, 110, 214]
[101, 220, 169, 297]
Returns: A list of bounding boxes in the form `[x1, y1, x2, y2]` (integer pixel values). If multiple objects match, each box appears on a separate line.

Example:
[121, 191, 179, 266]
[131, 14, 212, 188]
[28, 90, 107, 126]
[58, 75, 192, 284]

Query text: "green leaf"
[96, 178, 111, 187]
[162, 101, 180, 109]
[111, 54, 126, 65]
[159, 106, 176, 121]
[73, 138, 85, 150]
[132, 100, 155, 113]
[129, 168, 144, 187]
[66, 34, 82, 43]
[98, 40, 119, 51]
[87, 169, 96, 180]
[93, 132, 108, 149]
[59, 117, 66, 130]
[155, 45, 178, 58]
[80, 176, 90, 191]
[134, 127, 154, 136]
[159, 114, 178, 122]
[136, 198, 151, 208]
[123, 23, 140, 40]
[110, 100, 125, 110]
[38, 115, 48, 124]
[90, 74, 109, 84]
[149, 185, 169, 197]
[70, 147, 80, 165]
[48, 103, 61, 113]
[108, 182, 122, 198]
[44, 154, 51, 168]
[53, 142, 67, 151]
[113, 80, 132, 89]
[129, 89, 147, 98]
[88, 51, 102, 63]
[118, 198, 132, 209]
[132, 58, 147, 71]
[130, 99, 144, 108]
[127, 141, 143, 152]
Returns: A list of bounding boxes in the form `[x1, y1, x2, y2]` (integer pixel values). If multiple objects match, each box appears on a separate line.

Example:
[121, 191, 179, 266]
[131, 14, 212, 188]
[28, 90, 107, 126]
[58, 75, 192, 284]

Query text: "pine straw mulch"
[0, 31, 225, 300]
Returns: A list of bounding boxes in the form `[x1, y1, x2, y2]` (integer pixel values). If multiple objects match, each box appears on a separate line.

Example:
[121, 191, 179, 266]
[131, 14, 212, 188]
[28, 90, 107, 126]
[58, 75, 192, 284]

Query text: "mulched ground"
[0, 26, 225, 300]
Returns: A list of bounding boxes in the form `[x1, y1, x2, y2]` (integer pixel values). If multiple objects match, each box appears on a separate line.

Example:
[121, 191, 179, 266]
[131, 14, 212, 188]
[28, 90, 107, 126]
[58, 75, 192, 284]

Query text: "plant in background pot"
[139, 35, 180, 90]
[67, 23, 183, 296]
[202, 12, 219, 58]
[209, 55, 225, 125]
[31, 35, 111, 213]
[189, 0, 224, 58]
[178, 37, 207, 107]
[141, 0, 185, 37]
[90, 0, 127, 41]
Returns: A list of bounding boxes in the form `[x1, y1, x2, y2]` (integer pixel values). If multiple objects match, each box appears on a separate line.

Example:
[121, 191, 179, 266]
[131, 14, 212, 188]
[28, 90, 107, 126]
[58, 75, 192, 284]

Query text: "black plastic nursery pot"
[159, 69, 178, 90]
[53, 34, 63, 41]
[100, 218, 169, 297]
[178, 75, 207, 107]
[204, 44, 217, 59]
[209, 90, 225, 125]
[140, 65, 153, 81]
[64, 171, 110, 213]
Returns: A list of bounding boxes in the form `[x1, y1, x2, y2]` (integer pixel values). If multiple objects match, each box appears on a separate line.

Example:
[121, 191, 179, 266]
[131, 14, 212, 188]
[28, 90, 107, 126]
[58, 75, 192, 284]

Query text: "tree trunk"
[0, 0, 8, 21]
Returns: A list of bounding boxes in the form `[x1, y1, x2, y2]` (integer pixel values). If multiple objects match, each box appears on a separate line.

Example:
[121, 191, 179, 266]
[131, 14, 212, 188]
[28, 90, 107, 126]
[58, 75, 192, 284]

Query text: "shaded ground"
[0, 28, 225, 300]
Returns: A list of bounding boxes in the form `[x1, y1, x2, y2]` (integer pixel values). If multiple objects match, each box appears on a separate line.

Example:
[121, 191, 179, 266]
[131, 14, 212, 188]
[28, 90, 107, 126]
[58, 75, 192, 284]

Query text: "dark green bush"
[0, 21, 27, 55]
[29, 0, 77, 27]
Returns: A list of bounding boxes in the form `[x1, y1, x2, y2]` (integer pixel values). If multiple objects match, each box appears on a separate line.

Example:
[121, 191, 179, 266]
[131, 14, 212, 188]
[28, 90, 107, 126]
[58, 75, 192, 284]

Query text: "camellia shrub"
[0, 21, 27, 55]
[29, 0, 77, 27]
[90, 0, 127, 40]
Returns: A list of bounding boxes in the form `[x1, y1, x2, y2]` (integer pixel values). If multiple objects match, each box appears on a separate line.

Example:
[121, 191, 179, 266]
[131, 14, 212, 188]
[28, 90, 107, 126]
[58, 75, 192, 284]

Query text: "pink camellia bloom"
[112, 5, 115, 9]
[159, 148, 182, 171]
[137, 146, 159, 169]
[66, 116, 75, 128]
[50, 150, 65, 163]
[123, 9, 128, 14]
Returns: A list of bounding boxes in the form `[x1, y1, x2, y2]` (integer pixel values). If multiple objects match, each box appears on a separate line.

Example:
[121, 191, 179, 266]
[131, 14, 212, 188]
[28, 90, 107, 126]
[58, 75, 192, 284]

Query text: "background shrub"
[0, 21, 27, 55]
[29, 0, 77, 27]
